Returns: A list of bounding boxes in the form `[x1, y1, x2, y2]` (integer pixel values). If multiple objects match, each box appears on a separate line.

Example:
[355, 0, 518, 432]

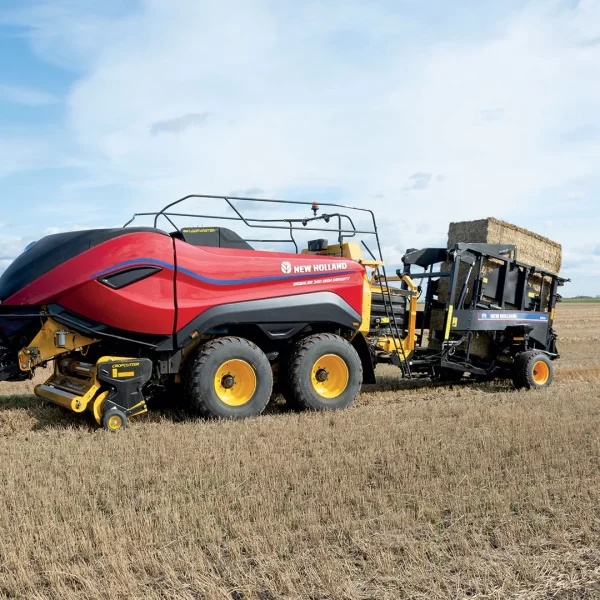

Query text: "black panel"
[0, 305, 44, 348]
[402, 247, 447, 268]
[308, 239, 328, 251]
[257, 323, 307, 339]
[48, 304, 173, 350]
[99, 266, 162, 290]
[452, 309, 551, 349]
[97, 357, 153, 411]
[0, 227, 167, 302]
[370, 292, 407, 334]
[351, 332, 376, 384]
[173, 291, 361, 349]
[180, 227, 253, 250]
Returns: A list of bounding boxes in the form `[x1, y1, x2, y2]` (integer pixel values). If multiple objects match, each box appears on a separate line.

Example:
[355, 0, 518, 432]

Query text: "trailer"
[0, 195, 567, 429]
[399, 243, 566, 387]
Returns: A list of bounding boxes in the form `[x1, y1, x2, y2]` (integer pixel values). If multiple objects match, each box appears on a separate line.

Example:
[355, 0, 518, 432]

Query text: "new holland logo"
[280, 260, 348, 275]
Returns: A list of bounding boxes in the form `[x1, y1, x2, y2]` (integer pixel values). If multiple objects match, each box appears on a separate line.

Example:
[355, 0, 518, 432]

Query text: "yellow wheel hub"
[532, 360, 549, 385]
[214, 359, 257, 406]
[107, 414, 123, 431]
[311, 354, 349, 399]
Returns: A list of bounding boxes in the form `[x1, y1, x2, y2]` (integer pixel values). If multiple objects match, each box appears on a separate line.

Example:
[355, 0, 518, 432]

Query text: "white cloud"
[0, 236, 28, 262]
[64, 1, 600, 208]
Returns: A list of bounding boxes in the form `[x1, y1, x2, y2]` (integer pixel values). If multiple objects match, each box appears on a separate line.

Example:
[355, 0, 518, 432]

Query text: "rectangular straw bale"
[437, 218, 562, 304]
[447, 218, 562, 273]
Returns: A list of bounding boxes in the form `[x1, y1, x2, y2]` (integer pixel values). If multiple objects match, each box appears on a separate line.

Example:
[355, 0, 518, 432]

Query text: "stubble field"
[0, 303, 599, 599]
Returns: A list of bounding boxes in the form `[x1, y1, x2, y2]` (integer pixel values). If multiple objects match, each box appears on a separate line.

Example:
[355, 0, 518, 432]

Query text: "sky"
[0, 0, 598, 296]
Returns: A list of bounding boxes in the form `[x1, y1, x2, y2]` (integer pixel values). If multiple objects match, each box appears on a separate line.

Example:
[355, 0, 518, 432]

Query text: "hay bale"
[427, 218, 562, 356]
[437, 218, 562, 305]
[447, 218, 561, 273]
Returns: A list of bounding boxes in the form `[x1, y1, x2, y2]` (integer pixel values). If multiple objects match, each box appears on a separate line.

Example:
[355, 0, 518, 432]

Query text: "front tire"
[103, 408, 127, 431]
[184, 337, 273, 419]
[512, 351, 554, 390]
[287, 333, 362, 411]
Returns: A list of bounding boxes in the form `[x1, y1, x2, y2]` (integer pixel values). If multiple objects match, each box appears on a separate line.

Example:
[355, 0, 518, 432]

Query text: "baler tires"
[512, 351, 554, 390]
[287, 333, 362, 411]
[184, 337, 273, 419]
[103, 408, 127, 431]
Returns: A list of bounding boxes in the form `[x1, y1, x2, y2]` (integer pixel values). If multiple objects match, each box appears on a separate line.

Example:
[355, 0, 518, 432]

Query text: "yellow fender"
[90, 391, 109, 426]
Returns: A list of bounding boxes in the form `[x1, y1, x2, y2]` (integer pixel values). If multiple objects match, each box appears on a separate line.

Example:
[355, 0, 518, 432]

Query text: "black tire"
[103, 408, 127, 431]
[287, 333, 362, 411]
[512, 351, 554, 390]
[184, 336, 273, 419]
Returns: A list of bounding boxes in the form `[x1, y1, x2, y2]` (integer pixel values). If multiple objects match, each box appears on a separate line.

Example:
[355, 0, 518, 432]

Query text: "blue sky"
[0, 0, 598, 295]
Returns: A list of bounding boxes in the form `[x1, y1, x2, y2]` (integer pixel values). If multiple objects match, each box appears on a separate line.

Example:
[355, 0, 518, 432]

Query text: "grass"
[0, 303, 599, 599]
[561, 298, 600, 303]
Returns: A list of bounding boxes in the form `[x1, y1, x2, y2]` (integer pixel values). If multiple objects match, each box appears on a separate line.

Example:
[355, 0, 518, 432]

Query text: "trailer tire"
[512, 351, 554, 390]
[184, 336, 273, 419]
[287, 333, 362, 411]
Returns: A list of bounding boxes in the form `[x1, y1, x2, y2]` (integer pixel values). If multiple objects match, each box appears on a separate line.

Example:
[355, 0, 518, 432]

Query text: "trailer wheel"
[103, 408, 127, 431]
[287, 333, 362, 411]
[184, 337, 273, 418]
[512, 351, 554, 390]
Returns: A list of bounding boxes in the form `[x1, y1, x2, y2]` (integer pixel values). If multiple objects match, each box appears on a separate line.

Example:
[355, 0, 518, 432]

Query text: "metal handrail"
[123, 193, 380, 259]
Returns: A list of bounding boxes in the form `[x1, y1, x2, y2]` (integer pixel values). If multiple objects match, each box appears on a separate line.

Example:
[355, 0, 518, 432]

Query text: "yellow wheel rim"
[311, 354, 349, 399]
[107, 414, 123, 431]
[214, 359, 257, 406]
[532, 360, 549, 385]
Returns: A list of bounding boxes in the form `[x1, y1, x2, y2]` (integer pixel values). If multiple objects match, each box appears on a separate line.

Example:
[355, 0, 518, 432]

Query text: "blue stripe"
[176, 266, 357, 285]
[93, 259, 357, 285]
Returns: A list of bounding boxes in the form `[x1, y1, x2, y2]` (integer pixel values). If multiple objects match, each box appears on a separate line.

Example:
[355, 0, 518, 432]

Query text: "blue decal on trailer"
[477, 312, 549, 322]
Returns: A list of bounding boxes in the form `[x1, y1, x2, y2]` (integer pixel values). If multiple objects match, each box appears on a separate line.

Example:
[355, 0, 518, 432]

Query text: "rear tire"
[512, 351, 554, 390]
[287, 333, 362, 411]
[184, 337, 273, 419]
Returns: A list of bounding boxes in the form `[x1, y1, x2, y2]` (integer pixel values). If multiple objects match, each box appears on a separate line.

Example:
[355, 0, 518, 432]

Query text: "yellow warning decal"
[112, 369, 136, 378]
[452, 317, 458, 327]
[445, 306, 454, 340]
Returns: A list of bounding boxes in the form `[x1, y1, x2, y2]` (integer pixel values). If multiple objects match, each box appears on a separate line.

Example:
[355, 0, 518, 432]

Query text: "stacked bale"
[447, 218, 562, 273]
[428, 218, 562, 357]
